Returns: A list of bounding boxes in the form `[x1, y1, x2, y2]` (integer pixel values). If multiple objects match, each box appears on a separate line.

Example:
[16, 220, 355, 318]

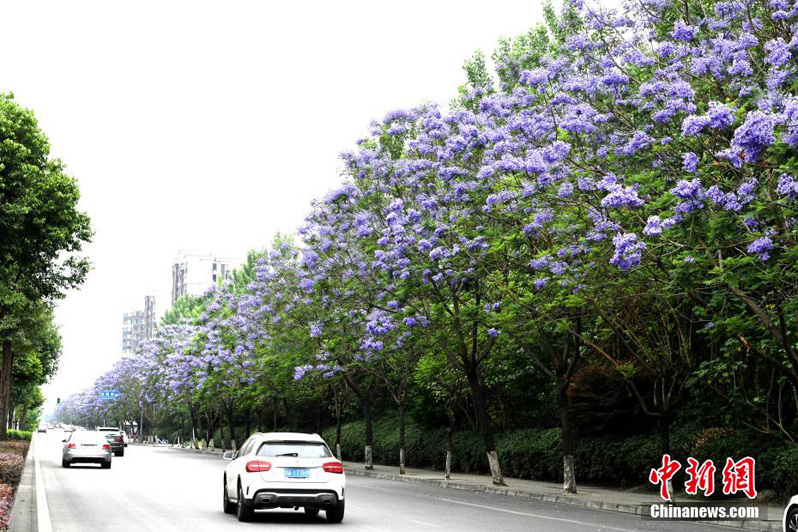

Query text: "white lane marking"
[440, 498, 637, 532]
[408, 519, 442, 528]
[34, 440, 53, 532]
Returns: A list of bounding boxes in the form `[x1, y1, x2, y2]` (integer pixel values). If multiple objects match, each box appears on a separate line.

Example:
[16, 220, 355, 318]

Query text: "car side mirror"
[223, 451, 235, 461]
[61, 439, 66, 442]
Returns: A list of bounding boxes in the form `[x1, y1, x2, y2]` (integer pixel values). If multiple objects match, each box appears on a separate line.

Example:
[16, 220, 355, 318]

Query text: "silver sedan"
[62, 431, 113, 469]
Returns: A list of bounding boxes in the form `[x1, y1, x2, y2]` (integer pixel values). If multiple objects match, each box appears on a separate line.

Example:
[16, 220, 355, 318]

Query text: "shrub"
[5, 430, 31, 442]
[323, 417, 798, 496]
[0, 453, 25, 487]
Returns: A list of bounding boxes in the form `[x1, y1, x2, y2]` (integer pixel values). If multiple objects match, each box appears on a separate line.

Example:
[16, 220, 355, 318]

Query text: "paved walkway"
[340, 460, 784, 531]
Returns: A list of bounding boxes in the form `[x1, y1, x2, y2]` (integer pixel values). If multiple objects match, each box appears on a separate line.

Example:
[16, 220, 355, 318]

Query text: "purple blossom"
[706, 102, 736, 130]
[671, 22, 698, 41]
[681, 115, 710, 136]
[730, 111, 777, 162]
[610, 233, 646, 270]
[601, 184, 644, 208]
[643, 215, 664, 236]
[777, 174, 798, 199]
[294, 365, 312, 381]
[682, 152, 699, 173]
[671, 178, 703, 200]
[747, 236, 773, 261]
[765, 38, 791, 66]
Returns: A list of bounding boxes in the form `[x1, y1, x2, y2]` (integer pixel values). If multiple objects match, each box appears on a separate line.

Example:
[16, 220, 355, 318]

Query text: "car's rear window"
[256, 441, 332, 458]
[70, 432, 107, 444]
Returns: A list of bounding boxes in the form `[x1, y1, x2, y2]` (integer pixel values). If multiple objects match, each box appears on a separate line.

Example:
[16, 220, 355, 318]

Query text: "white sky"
[0, 0, 562, 409]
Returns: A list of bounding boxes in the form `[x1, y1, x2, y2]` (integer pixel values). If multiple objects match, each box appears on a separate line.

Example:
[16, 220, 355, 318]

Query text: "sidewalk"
[8, 438, 35, 532]
[340, 461, 784, 532]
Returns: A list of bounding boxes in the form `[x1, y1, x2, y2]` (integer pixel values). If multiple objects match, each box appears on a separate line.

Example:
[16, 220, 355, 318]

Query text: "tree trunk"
[20, 405, 28, 431]
[316, 402, 324, 435]
[200, 413, 211, 448]
[335, 408, 343, 454]
[282, 398, 292, 431]
[219, 409, 225, 452]
[559, 383, 577, 494]
[227, 406, 236, 451]
[189, 409, 198, 448]
[465, 367, 504, 485]
[273, 407, 278, 432]
[245, 410, 251, 440]
[398, 402, 406, 475]
[445, 412, 454, 480]
[0, 341, 13, 439]
[362, 399, 374, 470]
[256, 408, 263, 432]
[659, 411, 670, 456]
[660, 411, 673, 502]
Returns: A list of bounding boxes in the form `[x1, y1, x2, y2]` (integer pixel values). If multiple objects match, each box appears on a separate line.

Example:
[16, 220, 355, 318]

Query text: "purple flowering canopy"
[57, 0, 798, 482]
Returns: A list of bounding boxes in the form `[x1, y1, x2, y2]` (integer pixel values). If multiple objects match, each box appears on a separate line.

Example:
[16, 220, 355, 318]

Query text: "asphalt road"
[33, 430, 731, 532]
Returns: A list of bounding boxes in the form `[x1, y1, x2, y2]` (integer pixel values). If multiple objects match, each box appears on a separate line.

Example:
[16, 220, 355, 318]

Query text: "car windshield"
[256, 441, 332, 458]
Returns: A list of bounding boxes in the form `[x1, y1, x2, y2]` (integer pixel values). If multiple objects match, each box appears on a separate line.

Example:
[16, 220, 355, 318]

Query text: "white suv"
[222, 432, 345, 523]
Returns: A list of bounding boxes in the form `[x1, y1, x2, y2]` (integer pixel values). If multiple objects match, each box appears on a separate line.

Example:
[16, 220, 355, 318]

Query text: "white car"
[785, 496, 798, 531]
[222, 432, 345, 523]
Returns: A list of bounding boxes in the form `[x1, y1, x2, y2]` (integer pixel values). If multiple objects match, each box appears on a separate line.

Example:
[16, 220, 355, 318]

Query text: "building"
[171, 252, 236, 304]
[122, 310, 145, 353]
[143, 295, 156, 339]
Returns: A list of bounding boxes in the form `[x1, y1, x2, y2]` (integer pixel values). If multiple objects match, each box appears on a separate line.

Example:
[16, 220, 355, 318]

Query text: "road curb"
[343, 468, 782, 532]
[9, 439, 36, 532]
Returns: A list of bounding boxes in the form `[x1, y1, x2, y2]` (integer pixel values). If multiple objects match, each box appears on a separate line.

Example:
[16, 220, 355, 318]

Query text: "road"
[33, 430, 732, 531]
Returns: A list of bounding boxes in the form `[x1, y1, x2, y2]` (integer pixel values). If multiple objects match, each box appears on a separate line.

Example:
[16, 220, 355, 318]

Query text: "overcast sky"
[1, 0, 562, 409]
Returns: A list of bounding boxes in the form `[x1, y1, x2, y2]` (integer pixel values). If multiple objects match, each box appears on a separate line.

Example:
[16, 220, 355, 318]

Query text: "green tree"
[0, 93, 91, 438]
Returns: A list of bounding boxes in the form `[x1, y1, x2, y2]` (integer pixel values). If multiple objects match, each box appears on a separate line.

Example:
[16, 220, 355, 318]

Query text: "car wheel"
[117, 449, 125, 457]
[101, 461, 111, 469]
[304, 508, 320, 517]
[236, 483, 254, 522]
[61, 459, 70, 468]
[787, 507, 798, 532]
[223, 477, 236, 514]
[326, 501, 345, 523]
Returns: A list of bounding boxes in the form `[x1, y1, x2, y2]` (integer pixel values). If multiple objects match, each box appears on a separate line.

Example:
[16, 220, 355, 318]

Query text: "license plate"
[284, 468, 309, 478]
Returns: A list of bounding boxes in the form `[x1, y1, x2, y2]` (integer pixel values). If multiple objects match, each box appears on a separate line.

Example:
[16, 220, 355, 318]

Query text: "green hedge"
[323, 418, 797, 496]
[5, 430, 32, 442]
